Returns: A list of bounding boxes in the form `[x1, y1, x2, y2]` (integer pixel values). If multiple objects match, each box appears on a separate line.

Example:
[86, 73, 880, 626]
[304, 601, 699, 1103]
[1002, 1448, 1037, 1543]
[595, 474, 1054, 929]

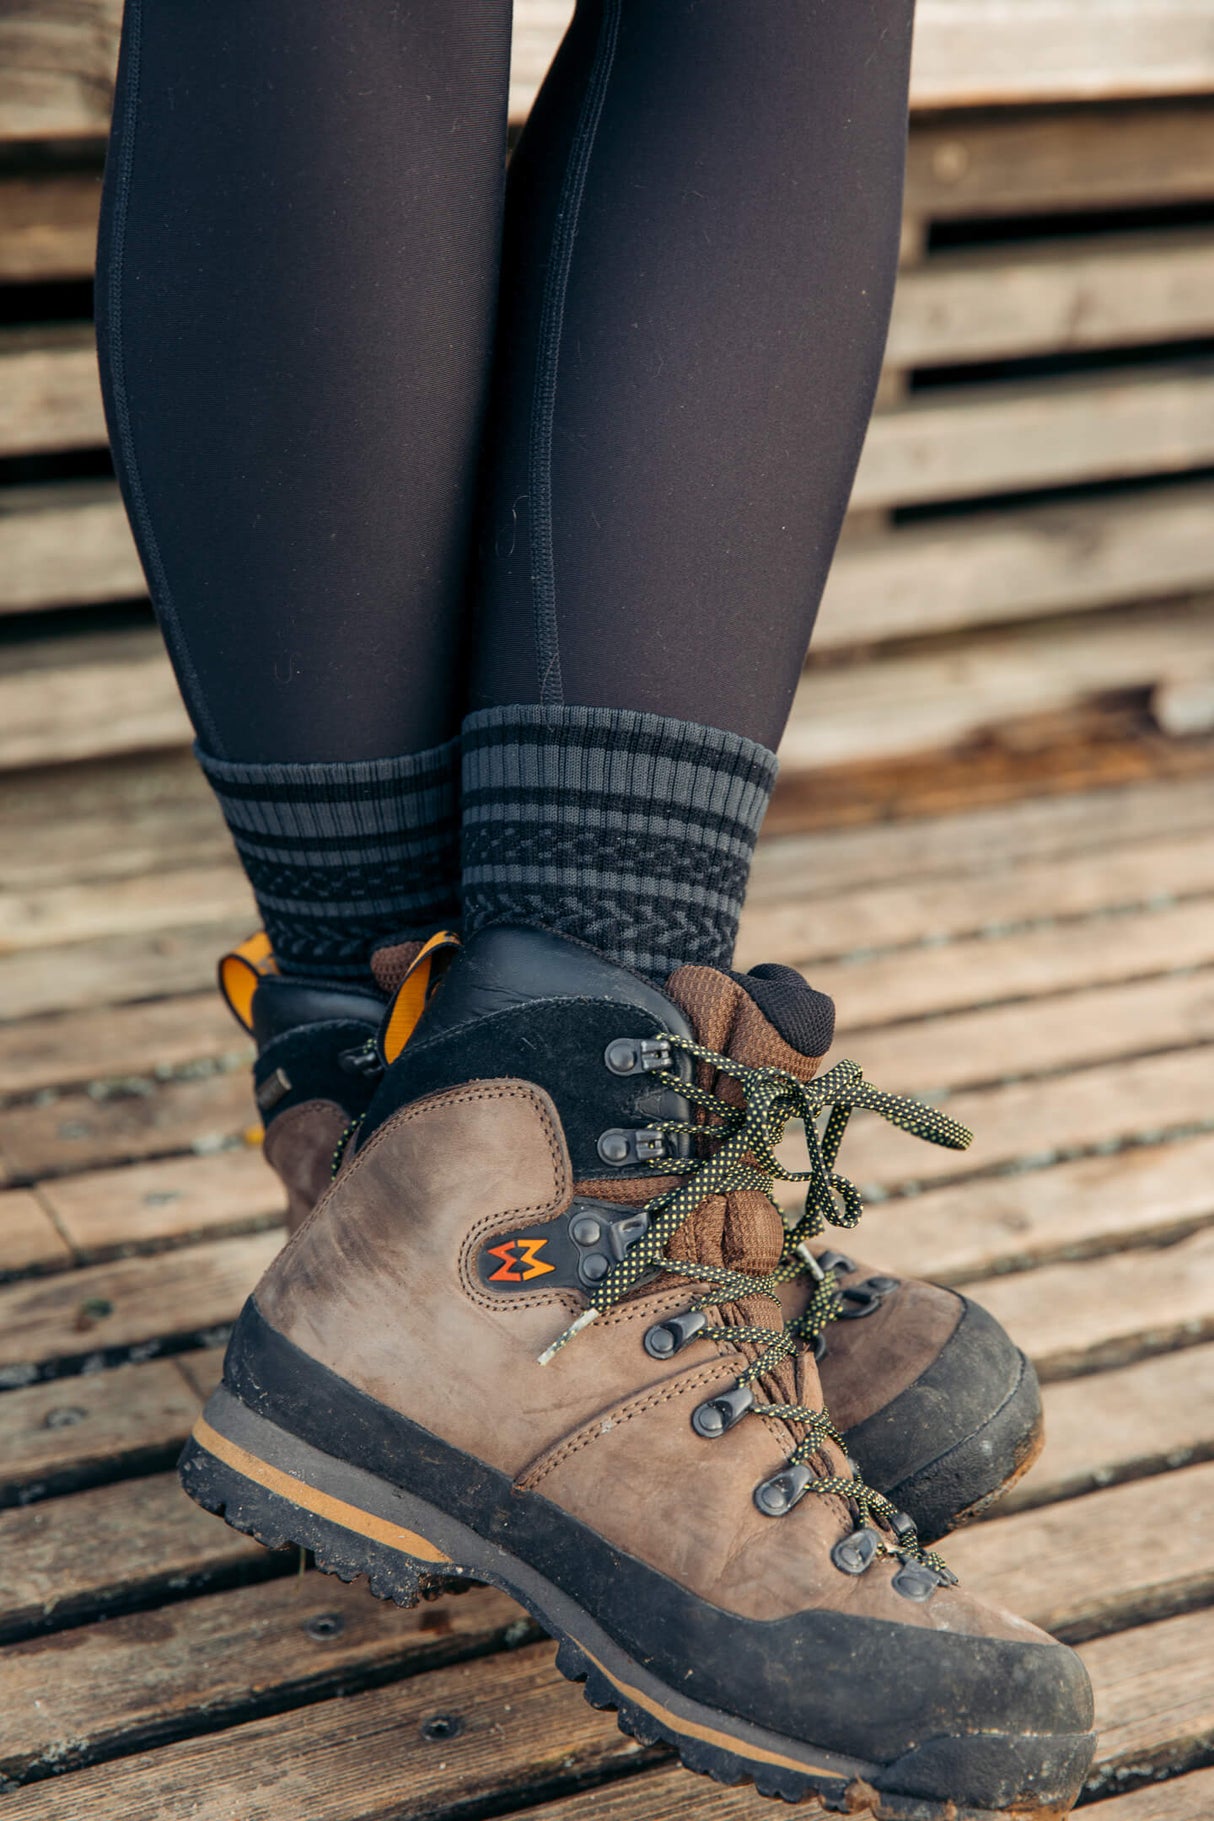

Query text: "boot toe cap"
[843, 1292, 1044, 1544]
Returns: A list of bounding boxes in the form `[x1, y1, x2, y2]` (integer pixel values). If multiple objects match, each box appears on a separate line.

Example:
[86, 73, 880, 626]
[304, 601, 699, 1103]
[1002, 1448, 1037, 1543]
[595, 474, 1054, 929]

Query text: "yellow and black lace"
[539, 1034, 972, 1575]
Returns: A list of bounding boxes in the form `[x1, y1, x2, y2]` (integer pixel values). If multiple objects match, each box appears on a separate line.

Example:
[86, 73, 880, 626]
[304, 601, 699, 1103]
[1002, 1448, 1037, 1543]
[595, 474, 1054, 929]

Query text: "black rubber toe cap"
[842, 1295, 1044, 1545]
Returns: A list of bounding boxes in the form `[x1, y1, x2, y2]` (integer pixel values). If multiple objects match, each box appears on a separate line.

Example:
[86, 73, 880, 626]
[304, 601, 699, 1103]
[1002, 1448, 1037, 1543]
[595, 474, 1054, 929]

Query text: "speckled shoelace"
[539, 1035, 972, 1573]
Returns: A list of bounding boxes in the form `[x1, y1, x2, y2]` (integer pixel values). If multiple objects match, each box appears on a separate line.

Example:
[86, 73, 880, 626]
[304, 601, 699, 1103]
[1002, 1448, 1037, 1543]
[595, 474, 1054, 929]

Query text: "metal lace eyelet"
[817, 1250, 856, 1276]
[597, 1126, 668, 1166]
[892, 1562, 942, 1602]
[754, 1462, 816, 1517]
[643, 1309, 707, 1359]
[838, 1284, 881, 1320]
[691, 1384, 754, 1438]
[831, 1527, 881, 1574]
[604, 1036, 673, 1076]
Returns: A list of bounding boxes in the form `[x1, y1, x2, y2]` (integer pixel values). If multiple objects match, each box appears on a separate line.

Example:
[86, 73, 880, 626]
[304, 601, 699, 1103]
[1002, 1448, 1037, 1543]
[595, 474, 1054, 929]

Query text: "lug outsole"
[179, 1422, 1082, 1821]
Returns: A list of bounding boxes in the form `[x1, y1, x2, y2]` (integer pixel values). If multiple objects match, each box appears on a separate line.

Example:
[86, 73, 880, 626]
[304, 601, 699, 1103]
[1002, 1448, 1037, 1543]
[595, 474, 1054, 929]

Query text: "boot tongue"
[666, 963, 834, 1084]
[659, 963, 835, 1281]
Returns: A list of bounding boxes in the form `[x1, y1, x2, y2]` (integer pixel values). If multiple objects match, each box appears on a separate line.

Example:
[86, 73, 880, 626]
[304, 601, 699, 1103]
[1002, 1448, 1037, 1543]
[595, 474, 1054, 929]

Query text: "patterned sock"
[198, 738, 460, 982]
[460, 706, 777, 979]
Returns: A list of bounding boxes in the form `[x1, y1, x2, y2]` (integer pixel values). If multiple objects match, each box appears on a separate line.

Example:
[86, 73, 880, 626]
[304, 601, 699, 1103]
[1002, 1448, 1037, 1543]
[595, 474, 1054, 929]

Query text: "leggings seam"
[101, 0, 222, 755]
[527, 0, 623, 710]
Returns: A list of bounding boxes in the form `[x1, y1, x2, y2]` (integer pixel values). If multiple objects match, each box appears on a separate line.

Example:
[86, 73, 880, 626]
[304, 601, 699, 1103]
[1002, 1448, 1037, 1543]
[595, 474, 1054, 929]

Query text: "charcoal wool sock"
[198, 739, 460, 982]
[461, 706, 777, 979]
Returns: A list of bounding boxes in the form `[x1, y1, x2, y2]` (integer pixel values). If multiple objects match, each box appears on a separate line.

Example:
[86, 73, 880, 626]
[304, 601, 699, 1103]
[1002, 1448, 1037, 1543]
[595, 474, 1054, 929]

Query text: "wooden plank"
[0, 1231, 277, 1385]
[0, 1471, 270, 1644]
[7, 3, 1212, 144]
[0, 627, 190, 771]
[1083, 1612, 1214, 1797]
[0, 324, 105, 457]
[39, 1145, 282, 1259]
[852, 972, 1214, 1100]
[0, 1639, 637, 1820]
[0, 482, 142, 616]
[0, 1068, 253, 1185]
[0, 749, 219, 884]
[0, 1357, 203, 1508]
[0, 1592, 1207, 1819]
[744, 826, 1214, 964]
[1083, 1768, 1214, 1820]
[906, 103, 1214, 221]
[0, 995, 246, 1103]
[887, 230, 1214, 367]
[0, 1575, 530, 1785]
[0, 171, 101, 282]
[841, 1046, 1214, 1194]
[0, 861, 253, 956]
[26, 986, 1214, 1270]
[10, 332, 1214, 513]
[8, 599, 1214, 781]
[767, 710, 1214, 838]
[848, 1130, 1214, 1286]
[0, 3, 120, 143]
[0, 1188, 71, 1278]
[944, 1459, 1214, 1641]
[853, 363, 1214, 513]
[520, 1767, 1214, 1821]
[7, 473, 1214, 650]
[786, 602, 1214, 773]
[511, 3, 1214, 116]
[14, 813, 1213, 990]
[972, 1226, 1214, 1381]
[817, 480, 1214, 650]
[1005, 1345, 1214, 1515]
[0, 919, 259, 1025]
[747, 774, 1214, 906]
[4, 1573, 1202, 1801]
[909, 1, 1214, 109]
[789, 897, 1214, 1029]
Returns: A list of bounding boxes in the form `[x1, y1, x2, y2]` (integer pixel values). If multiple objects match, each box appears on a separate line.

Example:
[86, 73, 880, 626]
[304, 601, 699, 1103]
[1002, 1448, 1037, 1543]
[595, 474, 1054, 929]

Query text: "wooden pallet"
[1, 754, 1212, 1819]
[2, 10, 1214, 793]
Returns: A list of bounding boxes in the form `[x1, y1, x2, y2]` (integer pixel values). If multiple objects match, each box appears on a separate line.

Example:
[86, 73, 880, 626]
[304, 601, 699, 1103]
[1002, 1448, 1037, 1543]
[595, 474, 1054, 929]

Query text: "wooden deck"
[2, 1, 1213, 1812]
[1, 748, 1213, 1819]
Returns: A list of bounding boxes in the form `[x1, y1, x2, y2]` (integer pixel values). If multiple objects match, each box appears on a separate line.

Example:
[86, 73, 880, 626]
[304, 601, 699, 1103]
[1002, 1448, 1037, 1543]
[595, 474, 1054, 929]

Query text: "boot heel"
[179, 1417, 462, 1607]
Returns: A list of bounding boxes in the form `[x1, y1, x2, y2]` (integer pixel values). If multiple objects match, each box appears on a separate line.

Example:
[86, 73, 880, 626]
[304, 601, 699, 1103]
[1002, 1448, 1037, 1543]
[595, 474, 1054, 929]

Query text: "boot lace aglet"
[537, 1306, 600, 1366]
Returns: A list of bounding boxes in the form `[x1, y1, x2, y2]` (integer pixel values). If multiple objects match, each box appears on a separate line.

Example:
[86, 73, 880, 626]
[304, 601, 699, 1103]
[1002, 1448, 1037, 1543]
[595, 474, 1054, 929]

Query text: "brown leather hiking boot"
[228, 933, 1042, 1545]
[183, 926, 1093, 1817]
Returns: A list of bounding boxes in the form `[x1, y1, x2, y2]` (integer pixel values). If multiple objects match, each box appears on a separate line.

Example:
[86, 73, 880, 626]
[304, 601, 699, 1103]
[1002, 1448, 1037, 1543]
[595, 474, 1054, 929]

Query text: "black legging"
[97, 0, 913, 764]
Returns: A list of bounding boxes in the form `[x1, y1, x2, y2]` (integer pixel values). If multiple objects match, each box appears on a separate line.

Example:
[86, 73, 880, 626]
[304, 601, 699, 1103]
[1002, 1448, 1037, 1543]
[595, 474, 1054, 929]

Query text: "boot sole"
[180, 1386, 1083, 1820]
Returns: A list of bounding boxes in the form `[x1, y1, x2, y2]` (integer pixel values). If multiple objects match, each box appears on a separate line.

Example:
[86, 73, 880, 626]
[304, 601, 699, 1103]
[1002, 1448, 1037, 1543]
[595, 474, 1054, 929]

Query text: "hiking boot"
[183, 926, 1094, 1817]
[219, 931, 455, 1231]
[230, 933, 1042, 1542]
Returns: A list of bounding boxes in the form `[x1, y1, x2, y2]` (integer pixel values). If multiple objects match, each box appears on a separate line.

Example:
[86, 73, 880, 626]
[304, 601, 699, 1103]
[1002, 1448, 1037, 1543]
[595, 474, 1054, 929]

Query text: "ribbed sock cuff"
[198, 738, 460, 981]
[461, 706, 777, 979]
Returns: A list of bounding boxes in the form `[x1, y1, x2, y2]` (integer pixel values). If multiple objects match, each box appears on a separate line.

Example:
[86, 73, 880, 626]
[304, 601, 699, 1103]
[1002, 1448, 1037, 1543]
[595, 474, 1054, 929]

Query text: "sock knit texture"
[461, 706, 777, 979]
[198, 738, 460, 982]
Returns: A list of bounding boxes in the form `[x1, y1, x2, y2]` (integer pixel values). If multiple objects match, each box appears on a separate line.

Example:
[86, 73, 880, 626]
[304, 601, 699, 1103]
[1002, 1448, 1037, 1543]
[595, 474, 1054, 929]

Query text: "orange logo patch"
[486, 1237, 555, 1283]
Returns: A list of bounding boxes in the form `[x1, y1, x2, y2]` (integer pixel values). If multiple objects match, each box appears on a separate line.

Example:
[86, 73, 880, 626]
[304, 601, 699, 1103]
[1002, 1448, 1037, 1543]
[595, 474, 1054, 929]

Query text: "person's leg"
[467, 0, 913, 978]
[96, 0, 512, 980]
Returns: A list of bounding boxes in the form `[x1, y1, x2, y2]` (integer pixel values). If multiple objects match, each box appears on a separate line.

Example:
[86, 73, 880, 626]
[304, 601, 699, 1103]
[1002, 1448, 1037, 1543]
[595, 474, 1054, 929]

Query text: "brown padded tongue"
[660, 964, 829, 1280]
[649, 966, 836, 1420]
